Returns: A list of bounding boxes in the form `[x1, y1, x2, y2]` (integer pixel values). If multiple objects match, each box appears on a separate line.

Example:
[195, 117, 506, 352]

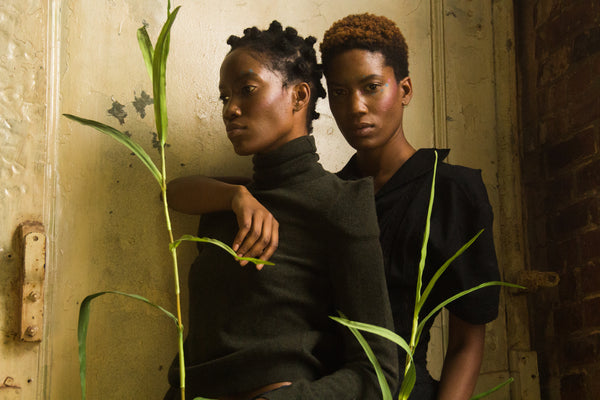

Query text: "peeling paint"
[107, 99, 127, 125]
[151, 131, 169, 151]
[132, 90, 153, 118]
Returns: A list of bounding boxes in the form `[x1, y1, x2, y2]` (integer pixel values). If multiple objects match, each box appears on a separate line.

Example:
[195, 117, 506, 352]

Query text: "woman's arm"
[436, 313, 486, 400]
[167, 175, 279, 268]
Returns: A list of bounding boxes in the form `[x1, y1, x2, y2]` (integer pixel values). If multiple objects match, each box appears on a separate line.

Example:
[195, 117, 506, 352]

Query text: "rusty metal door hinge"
[18, 221, 46, 342]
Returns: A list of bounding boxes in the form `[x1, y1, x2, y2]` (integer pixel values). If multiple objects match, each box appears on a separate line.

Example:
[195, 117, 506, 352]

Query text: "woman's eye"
[366, 83, 381, 93]
[331, 88, 346, 96]
[219, 94, 229, 103]
[242, 85, 256, 95]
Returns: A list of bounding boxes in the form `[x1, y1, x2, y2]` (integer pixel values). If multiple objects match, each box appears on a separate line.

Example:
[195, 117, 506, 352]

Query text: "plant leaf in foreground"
[78, 291, 178, 399]
[470, 377, 514, 400]
[330, 314, 392, 400]
[170, 234, 274, 266]
[137, 25, 154, 81]
[152, 6, 181, 146]
[63, 114, 162, 184]
[416, 281, 525, 342]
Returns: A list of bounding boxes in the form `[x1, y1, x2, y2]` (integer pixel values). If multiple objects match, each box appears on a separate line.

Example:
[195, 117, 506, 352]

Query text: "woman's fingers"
[255, 219, 279, 270]
[232, 208, 279, 269]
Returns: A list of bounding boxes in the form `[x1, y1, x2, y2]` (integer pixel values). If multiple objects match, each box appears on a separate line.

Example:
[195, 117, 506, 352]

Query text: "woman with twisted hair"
[164, 20, 398, 400]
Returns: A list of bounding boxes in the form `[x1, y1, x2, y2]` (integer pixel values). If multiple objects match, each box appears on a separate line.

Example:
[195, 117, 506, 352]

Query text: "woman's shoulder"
[320, 174, 380, 238]
[435, 161, 491, 207]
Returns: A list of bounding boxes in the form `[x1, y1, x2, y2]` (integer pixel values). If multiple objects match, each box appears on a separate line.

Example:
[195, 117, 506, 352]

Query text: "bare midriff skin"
[220, 381, 291, 400]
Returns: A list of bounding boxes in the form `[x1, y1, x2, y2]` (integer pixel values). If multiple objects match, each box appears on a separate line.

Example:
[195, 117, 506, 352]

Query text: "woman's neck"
[355, 132, 416, 192]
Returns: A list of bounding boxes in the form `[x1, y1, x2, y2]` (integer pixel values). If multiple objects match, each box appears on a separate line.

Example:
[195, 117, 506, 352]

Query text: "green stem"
[159, 143, 186, 400]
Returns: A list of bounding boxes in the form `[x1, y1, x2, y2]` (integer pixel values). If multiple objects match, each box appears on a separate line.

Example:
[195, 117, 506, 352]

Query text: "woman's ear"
[292, 82, 311, 112]
[400, 77, 413, 106]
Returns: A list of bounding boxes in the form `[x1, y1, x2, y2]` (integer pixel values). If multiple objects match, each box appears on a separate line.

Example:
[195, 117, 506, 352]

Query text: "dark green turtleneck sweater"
[167, 136, 398, 399]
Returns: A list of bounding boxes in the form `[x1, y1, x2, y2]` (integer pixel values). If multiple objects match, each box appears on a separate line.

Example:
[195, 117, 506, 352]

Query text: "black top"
[167, 136, 398, 399]
[338, 148, 500, 399]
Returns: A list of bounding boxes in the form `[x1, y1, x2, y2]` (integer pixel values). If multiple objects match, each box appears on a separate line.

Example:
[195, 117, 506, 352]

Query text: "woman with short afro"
[164, 20, 398, 400]
[320, 13, 501, 400]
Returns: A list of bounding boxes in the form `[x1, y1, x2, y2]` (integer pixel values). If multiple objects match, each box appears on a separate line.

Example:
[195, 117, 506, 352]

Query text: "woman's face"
[219, 48, 301, 156]
[325, 49, 412, 152]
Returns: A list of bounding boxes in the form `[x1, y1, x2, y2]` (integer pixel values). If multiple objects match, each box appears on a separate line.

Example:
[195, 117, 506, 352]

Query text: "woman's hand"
[231, 186, 279, 270]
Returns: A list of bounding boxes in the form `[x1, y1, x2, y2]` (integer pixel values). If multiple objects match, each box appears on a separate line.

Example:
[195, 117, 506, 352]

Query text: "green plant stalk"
[159, 142, 186, 400]
[400, 151, 438, 398]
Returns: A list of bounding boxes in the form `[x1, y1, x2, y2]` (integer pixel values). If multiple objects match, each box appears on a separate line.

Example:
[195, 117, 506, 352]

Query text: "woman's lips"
[226, 124, 246, 138]
[350, 123, 374, 136]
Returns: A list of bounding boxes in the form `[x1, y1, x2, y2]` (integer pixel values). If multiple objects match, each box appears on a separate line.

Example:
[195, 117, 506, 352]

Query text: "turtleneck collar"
[250, 135, 325, 190]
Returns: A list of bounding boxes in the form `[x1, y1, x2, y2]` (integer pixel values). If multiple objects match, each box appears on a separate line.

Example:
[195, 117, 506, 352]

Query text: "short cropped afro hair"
[320, 13, 409, 81]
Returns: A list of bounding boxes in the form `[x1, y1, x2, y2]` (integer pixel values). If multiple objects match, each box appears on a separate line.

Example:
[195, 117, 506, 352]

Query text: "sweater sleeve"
[264, 178, 399, 400]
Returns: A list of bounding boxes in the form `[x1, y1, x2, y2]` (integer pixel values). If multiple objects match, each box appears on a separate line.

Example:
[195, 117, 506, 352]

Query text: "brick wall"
[515, 1, 600, 399]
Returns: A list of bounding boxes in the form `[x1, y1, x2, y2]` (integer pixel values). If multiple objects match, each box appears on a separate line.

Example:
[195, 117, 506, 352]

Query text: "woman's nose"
[350, 91, 367, 114]
[223, 99, 241, 120]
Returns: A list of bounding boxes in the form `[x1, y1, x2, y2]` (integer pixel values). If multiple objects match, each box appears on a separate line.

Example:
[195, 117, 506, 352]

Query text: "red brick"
[585, 367, 600, 400]
[583, 297, 600, 328]
[562, 333, 600, 367]
[544, 174, 573, 212]
[522, 121, 540, 152]
[541, 113, 570, 145]
[524, 180, 547, 216]
[559, 267, 578, 303]
[567, 61, 598, 102]
[530, 245, 550, 271]
[538, 46, 571, 86]
[561, 372, 587, 399]
[576, 156, 600, 196]
[547, 238, 579, 273]
[528, 217, 548, 249]
[545, 78, 570, 115]
[551, 198, 599, 238]
[580, 262, 600, 296]
[593, 51, 600, 76]
[569, 89, 600, 130]
[581, 228, 600, 261]
[554, 302, 584, 335]
[562, 1, 600, 37]
[536, 16, 569, 61]
[547, 128, 596, 172]
[534, 0, 562, 29]
[522, 150, 544, 183]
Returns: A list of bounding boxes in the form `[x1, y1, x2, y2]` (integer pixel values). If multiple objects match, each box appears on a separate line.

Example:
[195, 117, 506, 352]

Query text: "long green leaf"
[171, 234, 275, 266]
[77, 291, 178, 399]
[415, 151, 438, 304]
[152, 6, 181, 146]
[63, 114, 162, 184]
[417, 229, 484, 310]
[470, 377, 514, 400]
[331, 313, 392, 400]
[331, 317, 412, 357]
[416, 281, 525, 341]
[137, 26, 154, 81]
